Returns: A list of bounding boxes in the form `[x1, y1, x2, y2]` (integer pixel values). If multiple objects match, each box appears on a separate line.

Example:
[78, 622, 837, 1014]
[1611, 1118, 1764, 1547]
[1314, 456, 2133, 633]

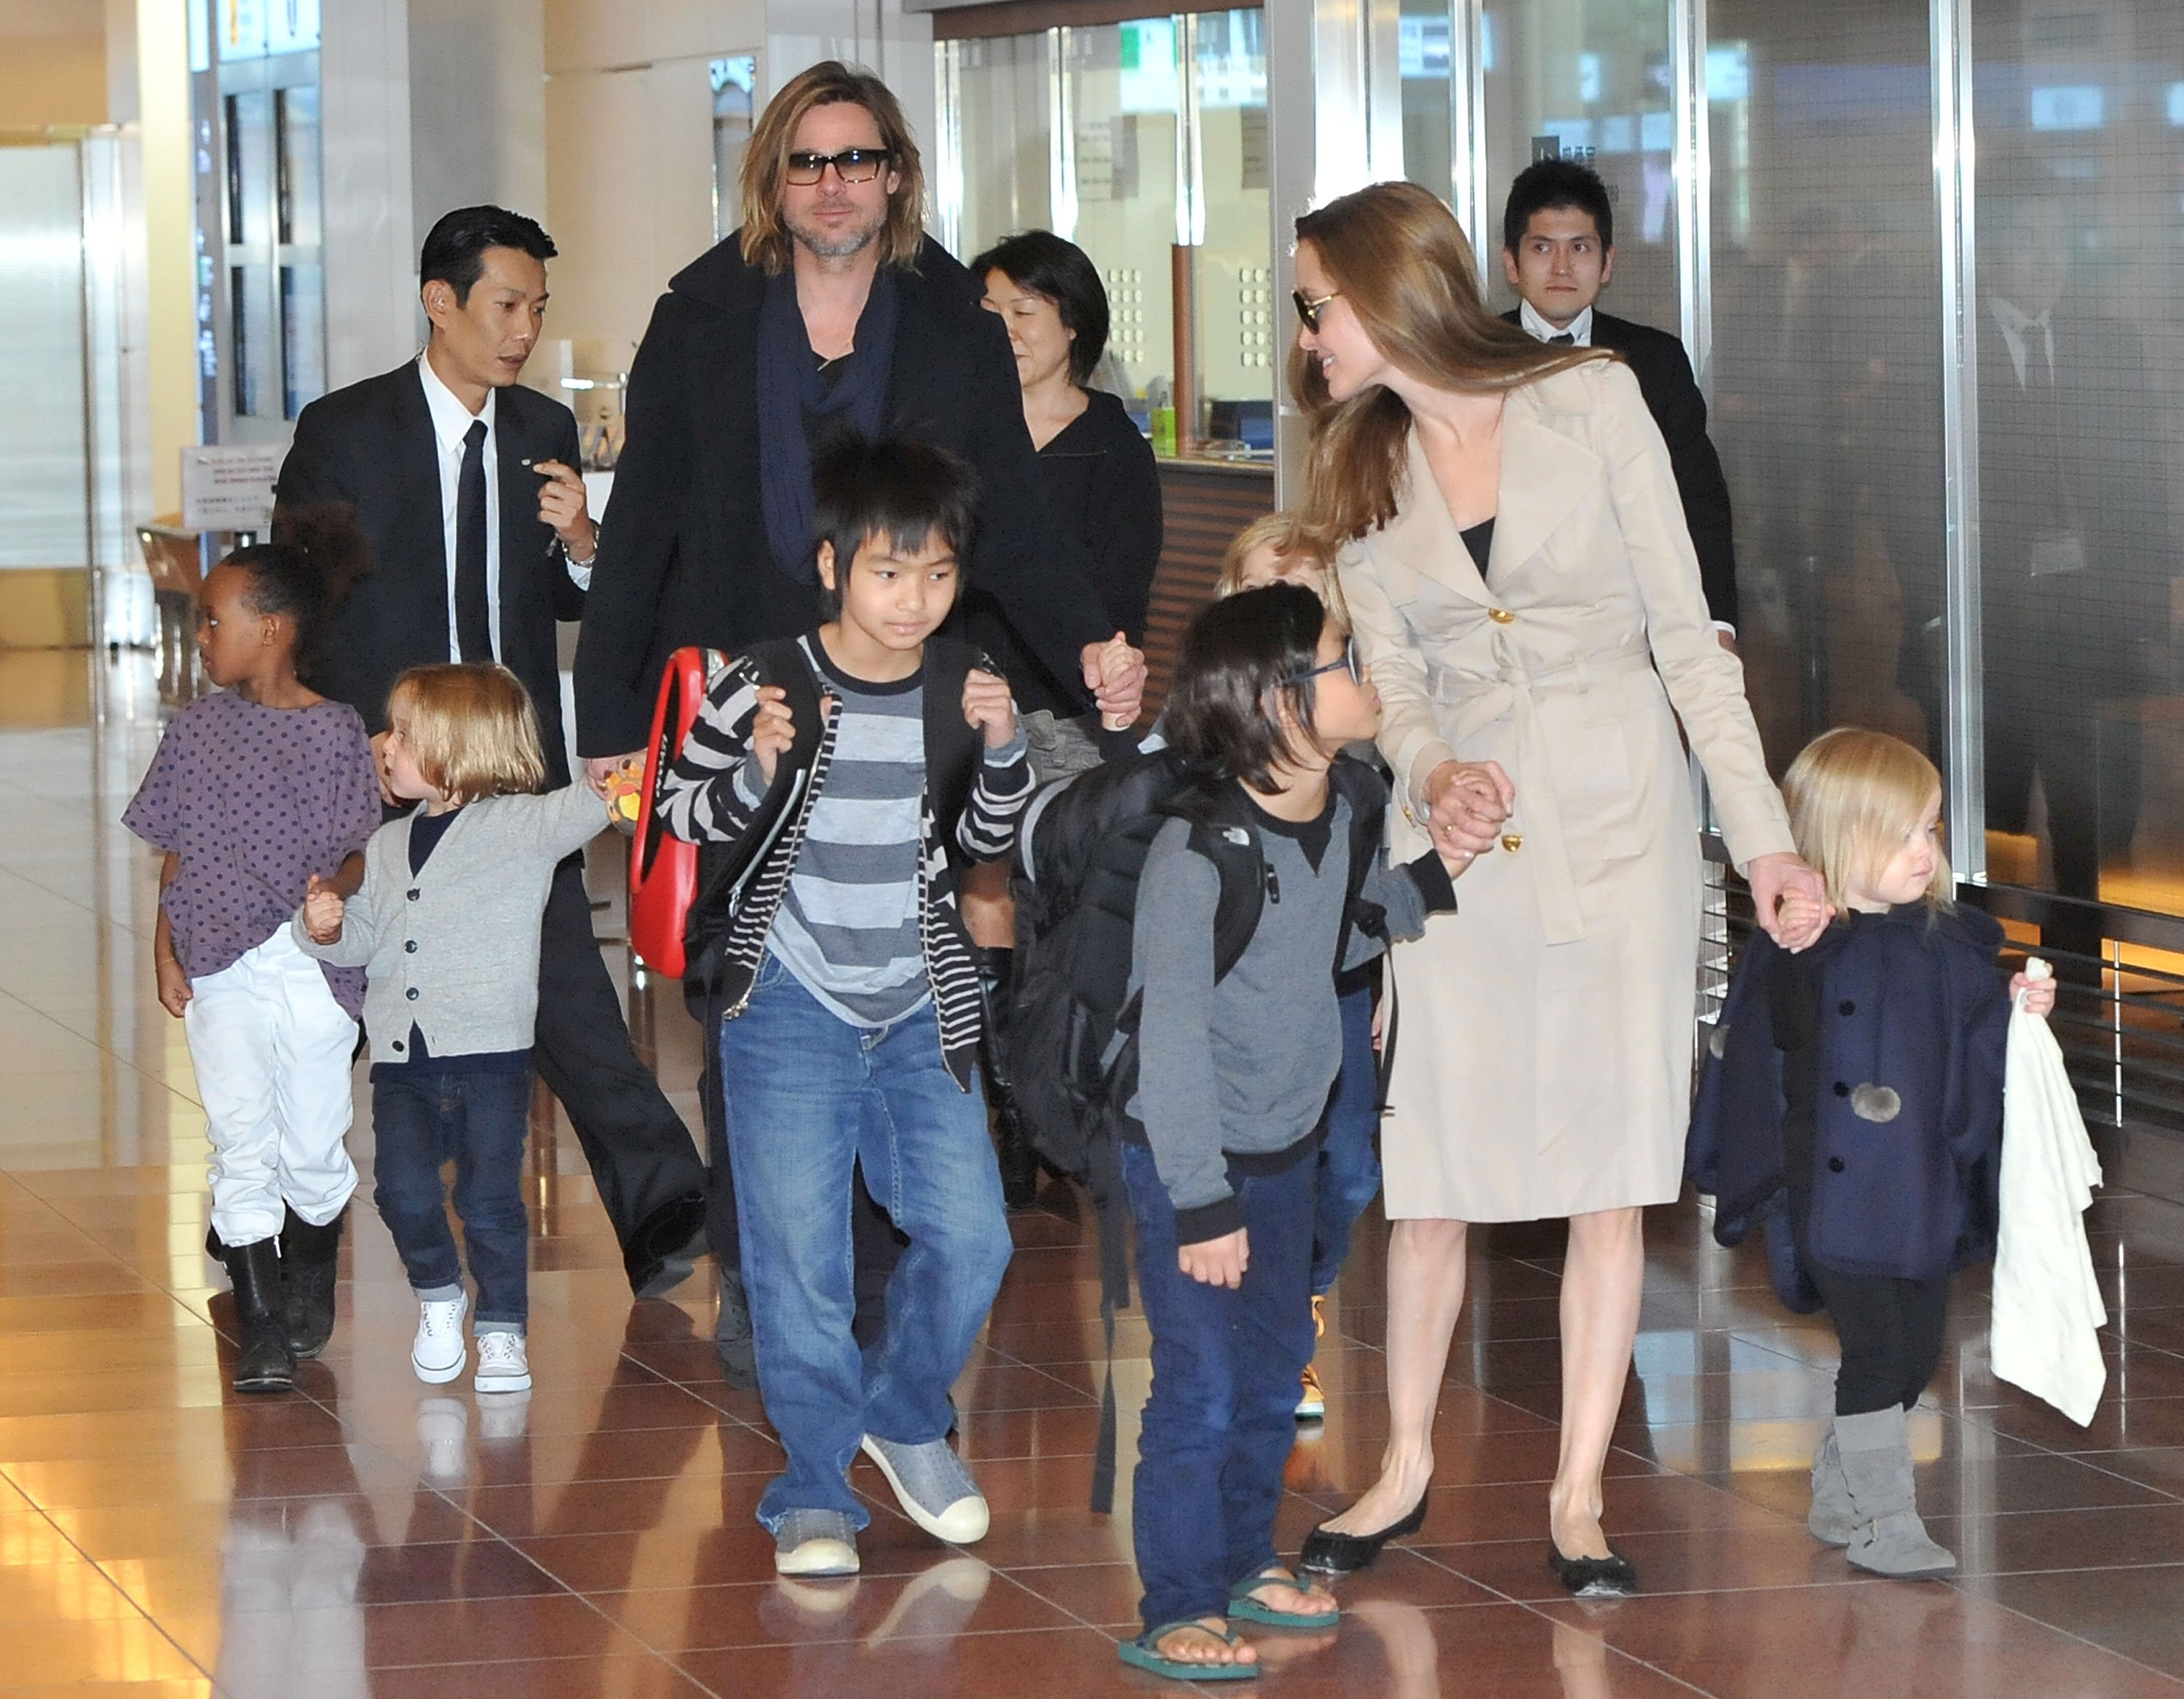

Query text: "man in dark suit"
[1974, 162, 2171, 981]
[1500, 159, 1740, 640]
[276, 205, 709, 1302]
[572, 63, 1144, 1383]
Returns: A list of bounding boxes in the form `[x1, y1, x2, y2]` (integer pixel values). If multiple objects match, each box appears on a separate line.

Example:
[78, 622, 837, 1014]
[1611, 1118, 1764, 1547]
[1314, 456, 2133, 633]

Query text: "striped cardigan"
[657, 634, 1030, 1089]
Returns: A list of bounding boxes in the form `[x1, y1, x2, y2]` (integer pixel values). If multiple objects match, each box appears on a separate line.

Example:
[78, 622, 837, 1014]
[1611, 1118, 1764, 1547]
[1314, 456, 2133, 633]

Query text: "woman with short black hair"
[968, 231, 1163, 728]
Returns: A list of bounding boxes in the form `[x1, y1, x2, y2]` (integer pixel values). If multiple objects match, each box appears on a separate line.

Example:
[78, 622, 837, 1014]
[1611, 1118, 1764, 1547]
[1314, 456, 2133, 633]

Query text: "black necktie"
[1548, 331, 1578, 345]
[455, 417, 491, 661]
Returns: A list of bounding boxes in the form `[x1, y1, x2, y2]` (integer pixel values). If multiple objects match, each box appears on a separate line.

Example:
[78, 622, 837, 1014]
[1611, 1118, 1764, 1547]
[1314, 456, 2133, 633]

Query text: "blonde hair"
[737, 61, 926, 277]
[1782, 728, 1952, 912]
[387, 664, 547, 806]
[1216, 513, 1350, 629]
[1289, 181, 1616, 555]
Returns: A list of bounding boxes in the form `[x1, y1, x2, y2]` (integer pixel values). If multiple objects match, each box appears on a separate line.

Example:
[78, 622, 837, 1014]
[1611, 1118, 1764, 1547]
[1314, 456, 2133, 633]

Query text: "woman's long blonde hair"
[387, 664, 547, 807]
[1782, 727, 1952, 912]
[1289, 181, 1613, 555]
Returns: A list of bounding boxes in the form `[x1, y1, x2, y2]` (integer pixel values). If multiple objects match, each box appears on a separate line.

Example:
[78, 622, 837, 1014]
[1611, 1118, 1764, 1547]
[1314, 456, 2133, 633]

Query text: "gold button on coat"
[1501, 833, 1525, 852]
[1487, 606, 1516, 625]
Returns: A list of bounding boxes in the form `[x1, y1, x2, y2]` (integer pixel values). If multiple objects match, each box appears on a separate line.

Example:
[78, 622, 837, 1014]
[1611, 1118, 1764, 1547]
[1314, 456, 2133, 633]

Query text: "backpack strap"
[1329, 756, 1401, 1106]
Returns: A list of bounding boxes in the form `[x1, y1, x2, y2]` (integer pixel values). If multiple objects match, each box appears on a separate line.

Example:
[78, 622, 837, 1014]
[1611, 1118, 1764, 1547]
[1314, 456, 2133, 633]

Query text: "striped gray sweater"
[657, 634, 1032, 1082]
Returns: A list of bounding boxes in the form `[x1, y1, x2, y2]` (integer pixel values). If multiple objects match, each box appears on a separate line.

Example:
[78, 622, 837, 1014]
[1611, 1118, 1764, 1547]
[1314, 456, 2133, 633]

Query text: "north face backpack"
[1006, 748, 1390, 1509]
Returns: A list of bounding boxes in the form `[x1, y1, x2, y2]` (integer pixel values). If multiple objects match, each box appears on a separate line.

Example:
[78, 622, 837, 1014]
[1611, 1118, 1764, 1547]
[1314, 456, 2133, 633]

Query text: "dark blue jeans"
[371, 1066, 534, 1333]
[1124, 1138, 1318, 1637]
[717, 954, 1013, 1532]
[1311, 981, 1382, 1296]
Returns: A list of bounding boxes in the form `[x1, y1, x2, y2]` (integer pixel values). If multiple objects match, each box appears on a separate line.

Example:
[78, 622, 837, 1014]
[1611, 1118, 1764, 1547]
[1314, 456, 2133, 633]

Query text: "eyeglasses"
[1289, 635, 1362, 687]
[785, 147, 894, 186]
[1292, 289, 1341, 332]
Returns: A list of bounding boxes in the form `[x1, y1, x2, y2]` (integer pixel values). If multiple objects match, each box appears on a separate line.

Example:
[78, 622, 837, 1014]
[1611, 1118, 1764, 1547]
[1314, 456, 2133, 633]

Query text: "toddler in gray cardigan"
[296, 664, 606, 1396]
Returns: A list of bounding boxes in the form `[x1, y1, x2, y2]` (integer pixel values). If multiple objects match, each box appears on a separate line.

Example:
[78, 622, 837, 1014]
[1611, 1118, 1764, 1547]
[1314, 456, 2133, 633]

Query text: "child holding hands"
[296, 662, 609, 1396]
[124, 526, 381, 1395]
[1114, 583, 1473, 1680]
[1690, 727, 2056, 1580]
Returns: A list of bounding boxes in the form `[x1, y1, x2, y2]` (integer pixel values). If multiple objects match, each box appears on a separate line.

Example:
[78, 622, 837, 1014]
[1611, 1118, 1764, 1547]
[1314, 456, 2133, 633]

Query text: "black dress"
[962, 388, 1164, 717]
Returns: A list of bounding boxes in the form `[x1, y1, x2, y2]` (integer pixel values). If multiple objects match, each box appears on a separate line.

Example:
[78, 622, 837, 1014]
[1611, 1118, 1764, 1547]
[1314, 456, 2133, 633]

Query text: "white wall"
[323, 0, 419, 389]
[410, 0, 549, 238]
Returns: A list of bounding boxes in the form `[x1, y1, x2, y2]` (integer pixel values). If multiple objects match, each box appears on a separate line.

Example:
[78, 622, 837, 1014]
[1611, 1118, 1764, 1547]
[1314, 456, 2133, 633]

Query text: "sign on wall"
[181, 445, 284, 534]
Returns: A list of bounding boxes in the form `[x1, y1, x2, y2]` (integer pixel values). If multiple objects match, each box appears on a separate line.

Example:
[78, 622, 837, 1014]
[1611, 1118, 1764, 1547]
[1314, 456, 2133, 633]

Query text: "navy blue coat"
[1687, 904, 2009, 1285]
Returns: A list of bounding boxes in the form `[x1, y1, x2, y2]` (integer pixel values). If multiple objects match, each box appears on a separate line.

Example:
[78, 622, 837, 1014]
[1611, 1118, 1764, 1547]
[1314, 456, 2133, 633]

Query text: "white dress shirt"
[416, 352, 594, 664]
[1519, 298, 1595, 346]
[1990, 297, 2054, 389]
[417, 352, 505, 662]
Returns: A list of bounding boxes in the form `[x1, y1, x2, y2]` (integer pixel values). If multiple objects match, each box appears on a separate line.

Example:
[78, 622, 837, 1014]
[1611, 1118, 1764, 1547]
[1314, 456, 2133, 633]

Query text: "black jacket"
[1688, 905, 2009, 1283]
[963, 387, 1164, 717]
[574, 234, 1121, 756]
[1504, 307, 1739, 628]
[274, 361, 585, 787]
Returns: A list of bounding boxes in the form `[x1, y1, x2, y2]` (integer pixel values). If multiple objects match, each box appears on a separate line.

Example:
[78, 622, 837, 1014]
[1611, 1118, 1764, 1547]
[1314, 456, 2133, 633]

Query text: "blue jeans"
[1124, 1138, 1318, 1637]
[1310, 981, 1382, 1296]
[717, 954, 1013, 1532]
[371, 1066, 534, 1332]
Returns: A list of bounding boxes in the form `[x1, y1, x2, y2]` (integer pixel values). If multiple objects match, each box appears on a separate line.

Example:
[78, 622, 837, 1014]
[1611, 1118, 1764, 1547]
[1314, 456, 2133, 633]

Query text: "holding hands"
[1424, 759, 1515, 863]
[302, 875, 346, 946]
[1747, 854, 1832, 952]
[962, 668, 1018, 750]
[1083, 633, 1147, 732]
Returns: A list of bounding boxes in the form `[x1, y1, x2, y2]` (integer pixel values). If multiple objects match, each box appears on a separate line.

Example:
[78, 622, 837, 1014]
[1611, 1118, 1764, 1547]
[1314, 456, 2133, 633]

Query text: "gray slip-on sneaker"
[860, 1434, 990, 1545]
[775, 1508, 860, 1577]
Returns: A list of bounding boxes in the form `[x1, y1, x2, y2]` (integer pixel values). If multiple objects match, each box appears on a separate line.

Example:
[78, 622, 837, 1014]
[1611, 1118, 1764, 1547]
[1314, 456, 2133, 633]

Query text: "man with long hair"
[572, 61, 1144, 1393]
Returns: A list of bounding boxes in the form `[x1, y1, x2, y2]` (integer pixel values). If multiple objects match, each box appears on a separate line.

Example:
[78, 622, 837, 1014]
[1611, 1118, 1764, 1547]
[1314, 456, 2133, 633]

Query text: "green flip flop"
[1228, 1567, 1342, 1629]
[1117, 1620, 1260, 1682]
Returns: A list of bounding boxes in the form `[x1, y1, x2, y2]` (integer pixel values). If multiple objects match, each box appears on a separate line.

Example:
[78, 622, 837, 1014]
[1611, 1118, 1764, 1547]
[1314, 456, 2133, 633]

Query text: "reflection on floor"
[7, 651, 2184, 1696]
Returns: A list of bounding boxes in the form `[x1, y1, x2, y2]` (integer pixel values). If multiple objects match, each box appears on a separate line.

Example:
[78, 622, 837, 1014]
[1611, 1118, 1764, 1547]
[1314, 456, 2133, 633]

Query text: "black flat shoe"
[1547, 1542, 1637, 1598]
[1297, 1492, 1428, 1576]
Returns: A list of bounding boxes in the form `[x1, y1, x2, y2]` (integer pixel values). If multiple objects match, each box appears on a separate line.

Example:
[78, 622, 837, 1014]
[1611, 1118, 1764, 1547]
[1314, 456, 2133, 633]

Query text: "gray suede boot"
[1808, 1418, 1856, 1546]
[1835, 1405, 1955, 1579]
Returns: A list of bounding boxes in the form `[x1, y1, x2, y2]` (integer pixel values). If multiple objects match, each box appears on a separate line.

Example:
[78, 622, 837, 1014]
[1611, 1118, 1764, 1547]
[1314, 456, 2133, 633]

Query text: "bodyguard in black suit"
[276, 206, 708, 1299]
[1500, 159, 1740, 635]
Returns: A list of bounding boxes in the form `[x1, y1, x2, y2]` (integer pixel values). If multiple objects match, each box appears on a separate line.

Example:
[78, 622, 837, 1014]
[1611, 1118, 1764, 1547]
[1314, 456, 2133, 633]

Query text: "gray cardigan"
[293, 783, 606, 1063]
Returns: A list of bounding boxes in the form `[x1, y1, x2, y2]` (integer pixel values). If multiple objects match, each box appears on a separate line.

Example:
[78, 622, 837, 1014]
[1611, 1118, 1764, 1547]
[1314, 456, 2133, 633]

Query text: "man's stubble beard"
[787, 205, 887, 261]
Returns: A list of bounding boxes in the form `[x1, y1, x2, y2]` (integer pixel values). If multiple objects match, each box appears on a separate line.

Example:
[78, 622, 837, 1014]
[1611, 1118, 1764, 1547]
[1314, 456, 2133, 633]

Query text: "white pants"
[183, 927, 360, 1246]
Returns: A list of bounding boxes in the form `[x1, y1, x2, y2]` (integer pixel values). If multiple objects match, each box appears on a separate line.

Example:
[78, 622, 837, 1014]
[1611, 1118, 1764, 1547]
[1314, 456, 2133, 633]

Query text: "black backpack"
[1006, 748, 1393, 1510]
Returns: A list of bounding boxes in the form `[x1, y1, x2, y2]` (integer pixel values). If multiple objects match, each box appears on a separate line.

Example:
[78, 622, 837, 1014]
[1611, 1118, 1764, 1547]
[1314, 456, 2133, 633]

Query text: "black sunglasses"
[785, 147, 894, 186]
[1293, 288, 1341, 331]
[1289, 635, 1362, 687]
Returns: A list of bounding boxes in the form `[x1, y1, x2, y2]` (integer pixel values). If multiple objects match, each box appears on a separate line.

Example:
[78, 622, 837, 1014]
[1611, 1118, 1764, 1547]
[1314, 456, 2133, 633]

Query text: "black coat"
[962, 387, 1164, 717]
[274, 362, 585, 787]
[573, 234, 1120, 757]
[1688, 904, 2009, 1284]
[1503, 307, 1739, 628]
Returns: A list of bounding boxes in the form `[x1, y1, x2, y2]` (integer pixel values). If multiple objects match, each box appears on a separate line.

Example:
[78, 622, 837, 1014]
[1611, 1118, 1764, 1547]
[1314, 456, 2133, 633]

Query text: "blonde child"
[124, 527, 381, 1395]
[296, 663, 608, 1396]
[1216, 513, 1350, 631]
[1689, 727, 2054, 1580]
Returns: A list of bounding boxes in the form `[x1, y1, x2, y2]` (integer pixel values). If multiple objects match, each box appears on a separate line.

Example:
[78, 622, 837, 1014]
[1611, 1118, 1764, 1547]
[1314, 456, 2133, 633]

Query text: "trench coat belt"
[1428, 639, 1655, 948]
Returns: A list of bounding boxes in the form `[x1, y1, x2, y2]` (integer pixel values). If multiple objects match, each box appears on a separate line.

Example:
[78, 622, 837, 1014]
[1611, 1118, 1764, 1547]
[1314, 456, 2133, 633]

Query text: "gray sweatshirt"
[1125, 786, 1452, 1243]
[293, 783, 606, 1063]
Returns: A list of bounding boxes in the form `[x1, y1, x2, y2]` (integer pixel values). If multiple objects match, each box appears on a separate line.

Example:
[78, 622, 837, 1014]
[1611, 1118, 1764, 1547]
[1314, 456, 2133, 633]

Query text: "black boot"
[625, 1192, 709, 1301]
[280, 1205, 344, 1360]
[223, 1237, 296, 1395]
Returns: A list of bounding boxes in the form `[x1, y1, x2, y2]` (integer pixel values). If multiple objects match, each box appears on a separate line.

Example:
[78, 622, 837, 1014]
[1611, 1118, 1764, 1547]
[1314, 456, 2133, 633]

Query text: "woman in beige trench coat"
[1289, 183, 1827, 1594]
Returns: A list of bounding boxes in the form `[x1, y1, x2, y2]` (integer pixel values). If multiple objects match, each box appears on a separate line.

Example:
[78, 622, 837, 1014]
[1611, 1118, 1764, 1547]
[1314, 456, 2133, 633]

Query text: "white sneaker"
[411, 1290, 467, 1384]
[475, 1330, 531, 1394]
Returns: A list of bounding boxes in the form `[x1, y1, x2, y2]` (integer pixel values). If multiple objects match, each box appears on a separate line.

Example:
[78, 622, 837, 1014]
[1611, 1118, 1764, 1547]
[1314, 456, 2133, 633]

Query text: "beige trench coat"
[1342, 359, 1795, 1222]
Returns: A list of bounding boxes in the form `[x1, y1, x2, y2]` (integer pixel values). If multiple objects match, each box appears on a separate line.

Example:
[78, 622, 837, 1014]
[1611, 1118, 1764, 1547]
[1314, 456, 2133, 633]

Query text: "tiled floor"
[5, 649, 2184, 1695]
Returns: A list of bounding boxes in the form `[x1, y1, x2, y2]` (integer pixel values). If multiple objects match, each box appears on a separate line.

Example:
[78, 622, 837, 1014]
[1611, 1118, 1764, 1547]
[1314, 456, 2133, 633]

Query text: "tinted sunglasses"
[785, 147, 894, 186]
[1292, 288, 1341, 331]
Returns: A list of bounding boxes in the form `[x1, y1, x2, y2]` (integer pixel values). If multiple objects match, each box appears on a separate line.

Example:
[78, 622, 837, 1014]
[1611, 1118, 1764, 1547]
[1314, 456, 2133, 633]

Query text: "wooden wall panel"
[1143, 462, 1274, 716]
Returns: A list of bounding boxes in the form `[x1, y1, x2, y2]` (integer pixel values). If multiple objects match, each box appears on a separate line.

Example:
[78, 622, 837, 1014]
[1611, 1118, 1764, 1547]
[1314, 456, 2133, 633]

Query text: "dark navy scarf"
[755, 266, 900, 582]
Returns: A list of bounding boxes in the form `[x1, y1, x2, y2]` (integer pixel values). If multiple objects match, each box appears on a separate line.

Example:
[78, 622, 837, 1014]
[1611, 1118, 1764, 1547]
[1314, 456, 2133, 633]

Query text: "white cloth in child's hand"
[1990, 983, 2106, 1425]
